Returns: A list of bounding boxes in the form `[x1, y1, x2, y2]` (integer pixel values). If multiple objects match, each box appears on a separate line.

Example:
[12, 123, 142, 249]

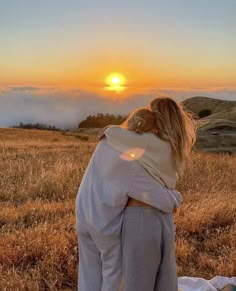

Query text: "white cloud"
[0, 86, 235, 129]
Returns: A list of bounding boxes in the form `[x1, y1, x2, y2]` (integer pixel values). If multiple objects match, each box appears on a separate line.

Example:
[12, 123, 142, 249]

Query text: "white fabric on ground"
[178, 276, 236, 291]
[208, 276, 236, 289]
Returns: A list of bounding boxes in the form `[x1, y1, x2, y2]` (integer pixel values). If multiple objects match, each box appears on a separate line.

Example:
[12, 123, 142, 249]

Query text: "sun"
[105, 73, 126, 92]
[111, 76, 120, 85]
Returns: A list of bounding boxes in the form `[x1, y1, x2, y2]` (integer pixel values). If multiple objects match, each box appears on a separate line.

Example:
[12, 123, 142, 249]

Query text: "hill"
[183, 96, 236, 135]
[182, 96, 236, 118]
[198, 107, 236, 132]
[198, 119, 236, 132]
[202, 107, 236, 122]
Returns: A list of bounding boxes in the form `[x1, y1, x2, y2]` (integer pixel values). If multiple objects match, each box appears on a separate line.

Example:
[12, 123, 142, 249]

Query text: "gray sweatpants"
[122, 207, 178, 291]
[77, 222, 123, 291]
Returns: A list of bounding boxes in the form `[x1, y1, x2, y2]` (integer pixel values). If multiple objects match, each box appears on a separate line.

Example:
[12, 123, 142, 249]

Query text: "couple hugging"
[75, 96, 196, 291]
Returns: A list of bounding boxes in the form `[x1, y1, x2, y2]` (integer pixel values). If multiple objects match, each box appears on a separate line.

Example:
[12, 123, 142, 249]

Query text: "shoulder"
[105, 125, 148, 139]
[105, 126, 150, 151]
[104, 125, 122, 133]
[145, 132, 172, 151]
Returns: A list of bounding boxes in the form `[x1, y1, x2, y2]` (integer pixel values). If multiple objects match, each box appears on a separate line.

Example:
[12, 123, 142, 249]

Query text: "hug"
[75, 96, 196, 291]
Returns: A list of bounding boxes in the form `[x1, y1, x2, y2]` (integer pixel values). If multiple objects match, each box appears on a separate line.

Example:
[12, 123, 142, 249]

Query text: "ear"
[135, 120, 144, 134]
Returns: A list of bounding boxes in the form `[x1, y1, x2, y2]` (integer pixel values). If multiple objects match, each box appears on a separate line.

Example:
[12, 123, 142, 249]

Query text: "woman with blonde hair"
[103, 96, 196, 291]
[76, 98, 182, 290]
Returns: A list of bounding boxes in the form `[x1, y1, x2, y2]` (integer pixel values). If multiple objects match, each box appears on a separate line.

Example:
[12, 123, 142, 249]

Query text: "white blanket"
[178, 276, 236, 291]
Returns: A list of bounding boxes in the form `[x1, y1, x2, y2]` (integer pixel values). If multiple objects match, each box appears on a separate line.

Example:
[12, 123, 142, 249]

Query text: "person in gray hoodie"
[75, 136, 182, 291]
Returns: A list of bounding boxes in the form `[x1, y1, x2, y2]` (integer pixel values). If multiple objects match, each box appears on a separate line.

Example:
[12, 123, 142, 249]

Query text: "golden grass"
[0, 128, 235, 290]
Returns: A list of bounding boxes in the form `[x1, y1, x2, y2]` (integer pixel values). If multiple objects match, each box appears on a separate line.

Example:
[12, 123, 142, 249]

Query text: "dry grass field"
[0, 128, 235, 290]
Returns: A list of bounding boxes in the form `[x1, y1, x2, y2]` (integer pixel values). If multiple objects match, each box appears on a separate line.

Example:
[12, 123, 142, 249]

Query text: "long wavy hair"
[121, 97, 197, 175]
[149, 96, 197, 175]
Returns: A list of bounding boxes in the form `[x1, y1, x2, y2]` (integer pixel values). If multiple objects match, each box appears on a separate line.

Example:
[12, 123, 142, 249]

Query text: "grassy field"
[0, 128, 235, 290]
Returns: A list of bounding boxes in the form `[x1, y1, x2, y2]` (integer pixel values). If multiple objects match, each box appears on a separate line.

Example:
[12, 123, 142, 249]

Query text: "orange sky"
[2, 50, 236, 94]
[1, 1, 236, 95]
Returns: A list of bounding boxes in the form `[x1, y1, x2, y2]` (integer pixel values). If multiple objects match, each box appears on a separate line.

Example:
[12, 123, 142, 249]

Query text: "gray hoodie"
[76, 138, 182, 237]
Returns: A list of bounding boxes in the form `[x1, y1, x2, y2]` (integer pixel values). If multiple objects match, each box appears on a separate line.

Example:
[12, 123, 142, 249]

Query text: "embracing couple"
[75, 97, 196, 291]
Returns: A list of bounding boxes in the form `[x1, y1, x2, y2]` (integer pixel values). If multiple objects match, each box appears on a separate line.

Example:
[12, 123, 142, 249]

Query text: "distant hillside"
[197, 107, 236, 131]
[78, 113, 126, 128]
[202, 107, 236, 122]
[198, 119, 236, 131]
[182, 96, 236, 118]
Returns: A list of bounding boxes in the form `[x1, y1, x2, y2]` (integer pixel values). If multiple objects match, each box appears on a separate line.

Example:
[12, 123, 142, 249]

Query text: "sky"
[0, 0, 236, 127]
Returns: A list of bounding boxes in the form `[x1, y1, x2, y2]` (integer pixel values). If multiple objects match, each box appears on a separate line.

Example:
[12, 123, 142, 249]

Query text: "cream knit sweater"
[103, 125, 177, 189]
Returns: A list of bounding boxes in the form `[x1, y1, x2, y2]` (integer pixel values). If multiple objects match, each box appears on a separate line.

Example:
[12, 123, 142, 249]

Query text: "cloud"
[150, 87, 236, 102]
[0, 86, 235, 129]
[11, 86, 44, 92]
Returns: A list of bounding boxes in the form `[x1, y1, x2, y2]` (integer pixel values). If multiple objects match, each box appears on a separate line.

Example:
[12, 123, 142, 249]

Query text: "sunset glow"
[111, 77, 120, 85]
[0, 1, 235, 94]
[105, 73, 126, 92]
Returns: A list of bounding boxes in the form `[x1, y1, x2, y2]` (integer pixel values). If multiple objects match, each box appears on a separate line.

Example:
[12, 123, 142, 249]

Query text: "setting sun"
[105, 73, 126, 92]
[111, 76, 120, 85]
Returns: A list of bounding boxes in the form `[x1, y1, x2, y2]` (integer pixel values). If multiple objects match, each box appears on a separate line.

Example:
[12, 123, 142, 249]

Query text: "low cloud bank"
[0, 86, 235, 129]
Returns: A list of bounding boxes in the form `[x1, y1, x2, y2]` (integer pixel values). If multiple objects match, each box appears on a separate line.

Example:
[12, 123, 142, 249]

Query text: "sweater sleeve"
[104, 125, 149, 153]
[127, 161, 182, 213]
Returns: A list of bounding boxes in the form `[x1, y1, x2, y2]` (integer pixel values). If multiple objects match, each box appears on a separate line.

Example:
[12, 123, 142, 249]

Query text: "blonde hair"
[122, 107, 156, 134]
[150, 96, 197, 175]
